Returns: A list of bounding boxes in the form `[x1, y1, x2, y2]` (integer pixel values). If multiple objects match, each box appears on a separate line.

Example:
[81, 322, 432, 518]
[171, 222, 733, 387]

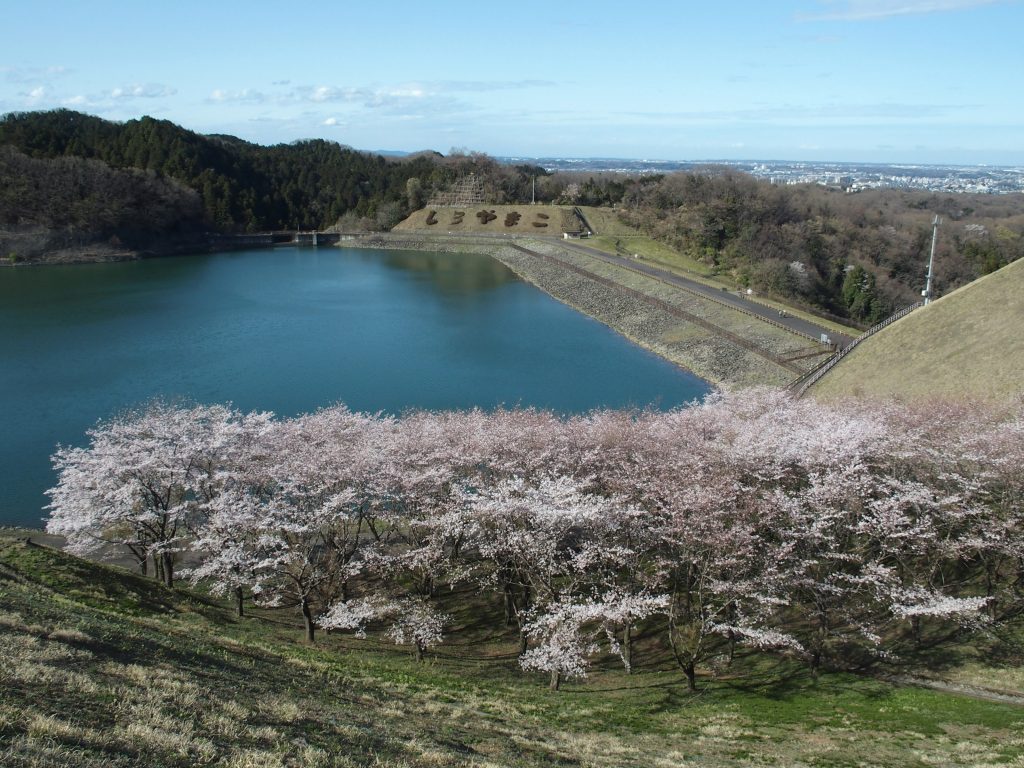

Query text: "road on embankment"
[346, 230, 857, 385]
[559, 240, 857, 348]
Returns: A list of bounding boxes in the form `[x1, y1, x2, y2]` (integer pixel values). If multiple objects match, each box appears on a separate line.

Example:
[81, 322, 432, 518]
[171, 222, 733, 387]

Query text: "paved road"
[359, 230, 858, 348]
[560, 241, 857, 348]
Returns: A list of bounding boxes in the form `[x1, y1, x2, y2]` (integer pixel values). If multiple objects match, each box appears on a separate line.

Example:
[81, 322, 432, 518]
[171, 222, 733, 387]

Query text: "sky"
[1, 0, 1022, 165]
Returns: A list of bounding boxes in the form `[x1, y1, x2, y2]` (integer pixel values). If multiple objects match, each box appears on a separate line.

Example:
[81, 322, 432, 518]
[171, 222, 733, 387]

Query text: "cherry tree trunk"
[504, 585, 516, 627]
[549, 670, 561, 691]
[623, 624, 633, 673]
[161, 552, 174, 588]
[301, 598, 315, 644]
[684, 660, 697, 692]
[810, 649, 822, 678]
[235, 586, 244, 618]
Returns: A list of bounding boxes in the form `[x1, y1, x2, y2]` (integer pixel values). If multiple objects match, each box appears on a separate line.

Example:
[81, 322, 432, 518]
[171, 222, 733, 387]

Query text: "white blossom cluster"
[46, 390, 1024, 686]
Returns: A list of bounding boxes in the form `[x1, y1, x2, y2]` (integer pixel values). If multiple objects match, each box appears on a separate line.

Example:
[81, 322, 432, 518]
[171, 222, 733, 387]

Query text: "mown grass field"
[811, 257, 1024, 401]
[3, 533, 1024, 767]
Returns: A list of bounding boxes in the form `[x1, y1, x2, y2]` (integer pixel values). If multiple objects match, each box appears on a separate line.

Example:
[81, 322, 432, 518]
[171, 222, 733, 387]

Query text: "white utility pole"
[923, 215, 940, 305]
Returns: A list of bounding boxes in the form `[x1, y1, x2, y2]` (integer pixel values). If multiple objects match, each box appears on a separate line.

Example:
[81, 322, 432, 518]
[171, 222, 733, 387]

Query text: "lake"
[0, 247, 710, 527]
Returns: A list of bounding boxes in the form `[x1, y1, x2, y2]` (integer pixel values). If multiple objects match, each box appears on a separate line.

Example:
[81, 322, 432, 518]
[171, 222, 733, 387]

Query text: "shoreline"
[3, 232, 821, 389]
[0, 237, 295, 267]
[341, 233, 815, 389]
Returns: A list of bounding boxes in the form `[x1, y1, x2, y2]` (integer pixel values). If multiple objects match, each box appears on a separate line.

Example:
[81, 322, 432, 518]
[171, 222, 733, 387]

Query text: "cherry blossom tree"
[319, 595, 451, 661]
[46, 402, 252, 586]
[237, 406, 386, 643]
[45, 390, 1023, 686]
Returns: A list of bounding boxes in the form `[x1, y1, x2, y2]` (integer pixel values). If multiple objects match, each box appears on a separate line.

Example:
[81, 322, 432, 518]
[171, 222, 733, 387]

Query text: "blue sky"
[2, 0, 1021, 164]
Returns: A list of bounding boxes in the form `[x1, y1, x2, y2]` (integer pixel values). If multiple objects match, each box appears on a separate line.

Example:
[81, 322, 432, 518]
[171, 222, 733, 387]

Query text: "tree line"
[46, 391, 1024, 691]
[0, 109, 439, 233]
[0, 145, 206, 260]
[568, 170, 1024, 324]
[4, 110, 1022, 323]
[0, 110, 551, 236]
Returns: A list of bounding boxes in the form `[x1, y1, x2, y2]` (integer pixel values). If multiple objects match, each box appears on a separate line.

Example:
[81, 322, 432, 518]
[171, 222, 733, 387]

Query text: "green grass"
[578, 214, 859, 339]
[589, 235, 716, 276]
[3, 533, 1024, 767]
[811, 257, 1024, 401]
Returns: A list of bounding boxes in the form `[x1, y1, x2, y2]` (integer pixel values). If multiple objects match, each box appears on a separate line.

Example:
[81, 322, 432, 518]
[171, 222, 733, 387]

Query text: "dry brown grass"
[811, 258, 1024, 401]
[394, 205, 569, 234]
[3, 532, 1024, 767]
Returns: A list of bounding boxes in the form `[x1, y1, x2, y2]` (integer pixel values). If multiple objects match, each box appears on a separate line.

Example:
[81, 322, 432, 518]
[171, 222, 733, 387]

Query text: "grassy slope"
[576, 208, 859, 338]
[811, 257, 1024, 400]
[393, 205, 572, 235]
[393, 205, 859, 340]
[3, 534, 1024, 767]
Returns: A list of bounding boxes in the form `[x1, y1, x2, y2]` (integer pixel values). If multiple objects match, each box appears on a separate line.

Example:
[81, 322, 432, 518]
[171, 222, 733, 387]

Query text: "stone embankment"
[490, 242, 810, 389]
[343, 233, 827, 388]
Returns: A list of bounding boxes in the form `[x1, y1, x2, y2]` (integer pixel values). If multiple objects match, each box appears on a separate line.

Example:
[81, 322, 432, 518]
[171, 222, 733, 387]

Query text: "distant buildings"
[509, 157, 1024, 195]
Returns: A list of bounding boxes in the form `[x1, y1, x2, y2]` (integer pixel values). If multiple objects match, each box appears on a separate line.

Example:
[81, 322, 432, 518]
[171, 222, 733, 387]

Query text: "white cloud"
[209, 88, 267, 103]
[302, 85, 368, 103]
[110, 83, 177, 100]
[800, 0, 1005, 21]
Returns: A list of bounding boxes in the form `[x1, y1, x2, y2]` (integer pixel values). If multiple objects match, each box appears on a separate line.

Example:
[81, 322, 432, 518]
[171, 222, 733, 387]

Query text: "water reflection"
[0, 247, 709, 527]
[373, 249, 520, 296]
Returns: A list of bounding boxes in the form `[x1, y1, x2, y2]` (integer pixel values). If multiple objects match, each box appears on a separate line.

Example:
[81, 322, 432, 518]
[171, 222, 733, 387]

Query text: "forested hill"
[608, 172, 1024, 324]
[4, 110, 1023, 327]
[0, 109, 443, 234]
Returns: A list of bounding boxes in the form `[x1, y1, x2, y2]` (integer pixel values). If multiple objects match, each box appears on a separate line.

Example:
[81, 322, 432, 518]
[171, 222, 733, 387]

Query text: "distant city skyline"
[2, 0, 1022, 165]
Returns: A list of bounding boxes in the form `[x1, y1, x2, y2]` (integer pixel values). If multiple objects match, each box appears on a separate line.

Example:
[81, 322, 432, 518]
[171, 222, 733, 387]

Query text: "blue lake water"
[0, 247, 710, 527]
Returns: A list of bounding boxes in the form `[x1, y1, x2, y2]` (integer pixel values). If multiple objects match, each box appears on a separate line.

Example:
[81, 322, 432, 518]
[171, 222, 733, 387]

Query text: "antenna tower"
[923, 215, 940, 305]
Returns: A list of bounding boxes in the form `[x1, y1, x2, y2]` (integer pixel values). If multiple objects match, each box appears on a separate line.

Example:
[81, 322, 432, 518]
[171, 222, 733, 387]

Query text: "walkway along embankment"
[340, 232, 838, 389]
[560, 240, 856, 348]
[507, 243, 806, 375]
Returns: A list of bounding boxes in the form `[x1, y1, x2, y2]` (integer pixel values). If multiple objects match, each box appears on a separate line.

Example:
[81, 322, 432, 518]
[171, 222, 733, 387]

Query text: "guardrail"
[789, 302, 923, 397]
[561, 241, 832, 347]
[508, 243, 805, 374]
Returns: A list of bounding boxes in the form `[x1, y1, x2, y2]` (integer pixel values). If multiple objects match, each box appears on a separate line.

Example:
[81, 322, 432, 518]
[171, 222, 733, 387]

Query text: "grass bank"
[810, 257, 1024, 401]
[2, 533, 1024, 767]
[393, 205, 576, 236]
